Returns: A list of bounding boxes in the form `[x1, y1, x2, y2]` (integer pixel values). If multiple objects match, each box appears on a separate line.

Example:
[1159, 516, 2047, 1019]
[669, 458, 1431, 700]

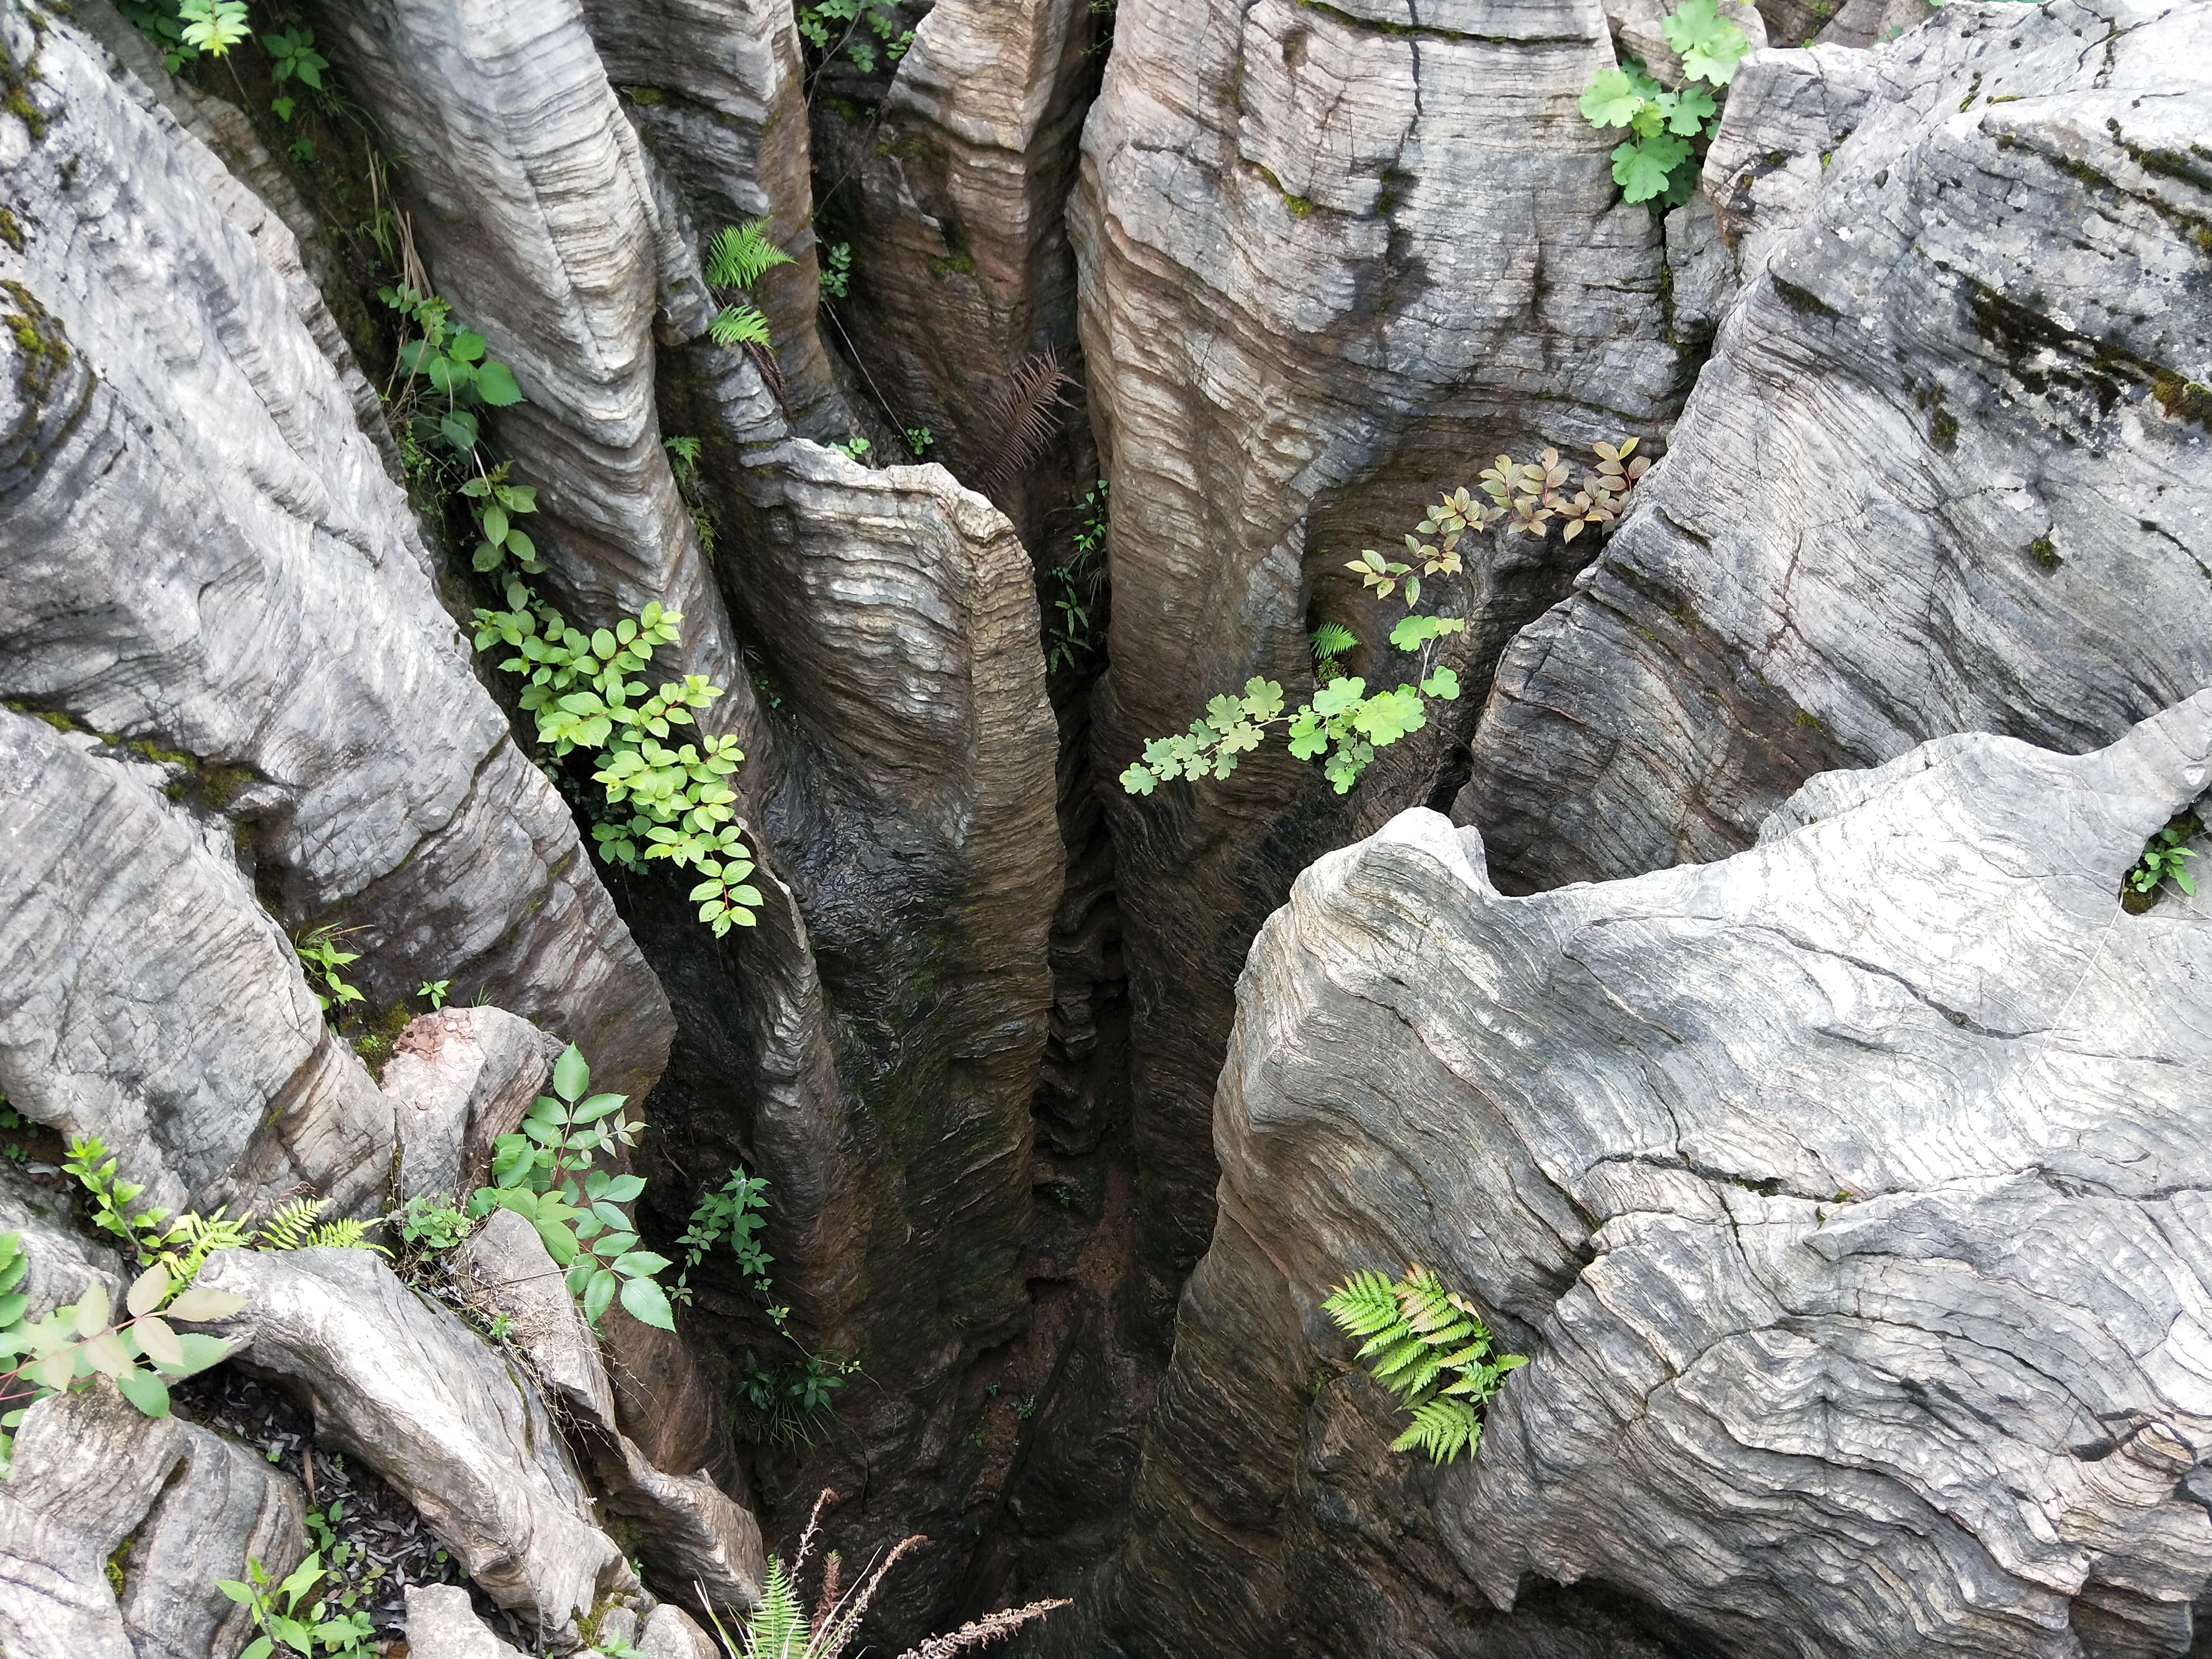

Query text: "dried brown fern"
[978, 349, 1074, 494]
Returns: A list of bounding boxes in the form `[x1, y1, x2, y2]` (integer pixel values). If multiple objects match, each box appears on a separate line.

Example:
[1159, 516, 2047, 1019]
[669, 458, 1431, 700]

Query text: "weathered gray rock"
[1466, 0, 2212, 892]
[577, 0, 847, 436]
[195, 1246, 631, 1641]
[456, 1207, 765, 1609]
[639, 1603, 721, 1659]
[821, 0, 1099, 517]
[382, 1008, 563, 1201]
[300, 0, 724, 657]
[403, 1584, 527, 1659]
[1069, 689, 2212, 1658]
[0, 712, 394, 1218]
[0, 1384, 306, 1659]
[1075, 0, 1687, 1280]
[0, 0, 672, 1104]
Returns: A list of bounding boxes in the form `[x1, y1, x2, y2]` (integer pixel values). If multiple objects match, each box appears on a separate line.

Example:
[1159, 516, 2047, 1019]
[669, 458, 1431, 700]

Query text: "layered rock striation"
[1064, 689, 2212, 1658]
[1465, 0, 2212, 891]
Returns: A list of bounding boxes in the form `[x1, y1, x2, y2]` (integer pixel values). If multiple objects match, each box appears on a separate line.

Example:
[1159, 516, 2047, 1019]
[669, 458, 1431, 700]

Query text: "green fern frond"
[705, 219, 795, 291]
[1309, 622, 1357, 661]
[307, 1217, 391, 1256]
[1435, 1337, 1493, 1370]
[156, 1207, 253, 1280]
[744, 1554, 806, 1659]
[709, 302, 773, 349]
[1323, 1270, 1406, 1339]
[1391, 1398, 1480, 1463]
[254, 1196, 329, 1251]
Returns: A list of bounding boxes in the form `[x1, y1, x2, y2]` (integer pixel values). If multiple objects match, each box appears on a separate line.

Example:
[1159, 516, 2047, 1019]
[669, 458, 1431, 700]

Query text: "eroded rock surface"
[0, 1385, 307, 1659]
[1068, 690, 2212, 1658]
[382, 1009, 562, 1201]
[196, 1247, 631, 1642]
[0, 0, 672, 1103]
[1466, 0, 2212, 891]
[1075, 0, 1687, 1281]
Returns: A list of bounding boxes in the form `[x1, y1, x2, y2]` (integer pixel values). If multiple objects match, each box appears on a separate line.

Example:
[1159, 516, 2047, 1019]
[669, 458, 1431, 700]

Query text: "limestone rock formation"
[380, 1008, 563, 1201]
[0, 712, 394, 1218]
[196, 1246, 632, 1642]
[576, 0, 847, 436]
[403, 1584, 526, 1659]
[0, 1385, 307, 1659]
[0, 0, 672, 1103]
[1465, 0, 2212, 891]
[1075, 0, 1688, 1278]
[1067, 689, 2212, 1657]
[819, 0, 1099, 517]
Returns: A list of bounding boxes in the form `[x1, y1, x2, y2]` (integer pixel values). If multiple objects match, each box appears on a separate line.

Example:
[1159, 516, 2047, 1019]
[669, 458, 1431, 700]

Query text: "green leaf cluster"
[1122, 449, 1650, 800]
[380, 284, 525, 456]
[264, 27, 329, 123]
[673, 1168, 779, 1321]
[468, 1046, 677, 1332]
[2128, 820, 2200, 898]
[1322, 1265, 1527, 1464]
[795, 0, 915, 74]
[737, 1351, 857, 1447]
[470, 594, 762, 934]
[217, 1550, 375, 1659]
[819, 241, 853, 301]
[0, 1244, 242, 1475]
[1581, 58, 1723, 206]
[293, 926, 365, 1017]
[1663, 0, 1751, 86]
[396, 1193, 469, 1253]
[1046, 480, 1109, 675]
[458, 462, 540, 575]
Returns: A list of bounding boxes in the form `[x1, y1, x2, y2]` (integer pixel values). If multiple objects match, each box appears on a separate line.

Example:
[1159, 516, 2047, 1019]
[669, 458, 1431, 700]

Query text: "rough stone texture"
[382, 1008, 563, 1200]
[1066, 690, 2212, 1659]
[639, 1603, 721, 1659]
[0, 712, 394, 1218]
[1074, 0, 1686, 1284]
[0, 1384, 306, 1659]
[0, 1163, 123, 1320]
[299, 0, 727, 660]
[576, 0, 847, 437]
[820, 0, 1098, 512]
[0, 0, 672, 1102]
[403, 1583, 528, 1659]
[1466, 0, 2212, 893]
[196, 1246, 632, 1641]
[456, 1208, 767, 1609]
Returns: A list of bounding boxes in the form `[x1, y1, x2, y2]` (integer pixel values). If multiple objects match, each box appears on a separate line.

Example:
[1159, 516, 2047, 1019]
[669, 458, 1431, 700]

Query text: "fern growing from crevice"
[978, 349, 1074, 495]
[1322, 1264, 1526, 1464]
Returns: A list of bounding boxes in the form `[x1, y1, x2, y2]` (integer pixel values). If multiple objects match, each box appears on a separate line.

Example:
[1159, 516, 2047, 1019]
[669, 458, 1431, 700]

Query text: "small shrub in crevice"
[1045, 479, 1109, 676]
[1579, 0, 1749, 207]
[1121, 441, 1649, 798]
[1322, 1264, 1526, 1464]
[2125, 815, 2200, 911]
[216, 1551, 375, 1659]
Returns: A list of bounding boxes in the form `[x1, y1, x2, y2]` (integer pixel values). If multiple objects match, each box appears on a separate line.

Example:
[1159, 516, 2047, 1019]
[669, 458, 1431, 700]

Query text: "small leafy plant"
[2128, 820, 2200, 901]
[294, 926, 366, 1017]
[1309, 622, 1357, 684]
[0, 1242, 243, 1474]
[1322, 1265, 1526, 1464]
[216, 1551, 375, 1659]
[470, 594, 763, 935]
[468, 1045, 677, 1332]
[396, 1193, 469, 1253]
[264, 27, 329, 124]
[673, 1168, 779, 1319]
[417, 979, 451, 1010]
[1122, 442, 1647, 798]
[819, 242, 853, 301]
[1046, 481, 1109, 676]
[1579, 0, 1748, 206]
[904, 426, 934, 457]
[795, 0, 914, 76]
[738, 1352, 856, 1447]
